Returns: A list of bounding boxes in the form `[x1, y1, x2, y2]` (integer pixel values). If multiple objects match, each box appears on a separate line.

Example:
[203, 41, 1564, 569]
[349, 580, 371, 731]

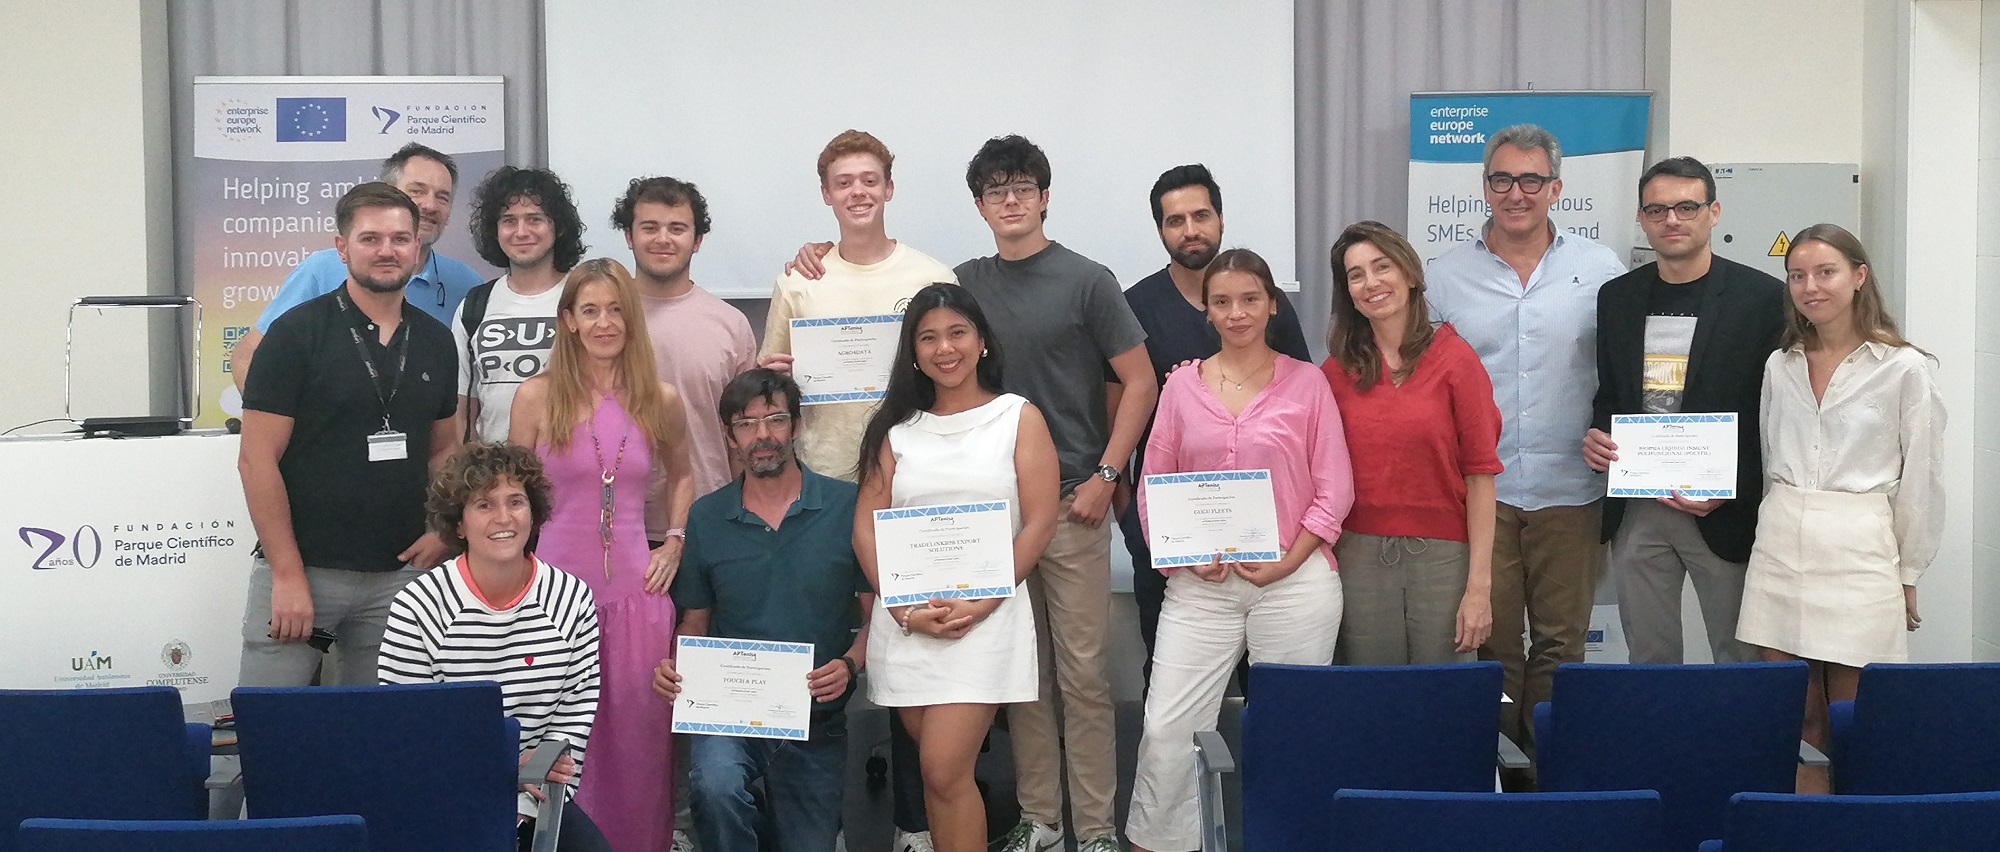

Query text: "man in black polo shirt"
[236, 181, 460, 688]
[1115, 164, 1315, 681]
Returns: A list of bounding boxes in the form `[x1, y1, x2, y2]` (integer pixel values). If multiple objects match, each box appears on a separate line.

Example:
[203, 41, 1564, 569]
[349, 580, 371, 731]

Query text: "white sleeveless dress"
[866, 393, 1039, 706]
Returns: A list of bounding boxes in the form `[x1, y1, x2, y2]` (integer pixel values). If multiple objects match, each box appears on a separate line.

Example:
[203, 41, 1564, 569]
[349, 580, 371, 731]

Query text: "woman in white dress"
[1736, 223, 1946, 794]
[856, 283, 1060, 852]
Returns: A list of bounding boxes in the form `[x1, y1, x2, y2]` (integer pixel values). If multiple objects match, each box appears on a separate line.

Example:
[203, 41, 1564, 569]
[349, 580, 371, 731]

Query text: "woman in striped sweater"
[379, 442, 611, 852]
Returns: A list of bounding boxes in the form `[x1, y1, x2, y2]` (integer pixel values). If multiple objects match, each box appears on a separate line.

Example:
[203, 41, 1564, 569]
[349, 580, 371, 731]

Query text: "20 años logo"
[18, 525, 103, 570]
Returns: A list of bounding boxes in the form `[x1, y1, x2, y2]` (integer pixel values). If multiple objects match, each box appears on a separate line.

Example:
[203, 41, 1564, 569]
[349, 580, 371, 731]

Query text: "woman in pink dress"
[512, 257, 695, 852]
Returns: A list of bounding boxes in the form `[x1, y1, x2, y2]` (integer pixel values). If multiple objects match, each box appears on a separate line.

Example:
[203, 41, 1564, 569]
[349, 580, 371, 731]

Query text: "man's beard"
[1169, 240, 1218, 271]
[744, 439, 794, 478]
[353, 266, 413, 293]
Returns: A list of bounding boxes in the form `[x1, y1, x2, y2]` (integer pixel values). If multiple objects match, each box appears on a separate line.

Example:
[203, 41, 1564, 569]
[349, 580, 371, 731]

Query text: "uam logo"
[19, 525, 103, 570]
[72, 651, 113, 672]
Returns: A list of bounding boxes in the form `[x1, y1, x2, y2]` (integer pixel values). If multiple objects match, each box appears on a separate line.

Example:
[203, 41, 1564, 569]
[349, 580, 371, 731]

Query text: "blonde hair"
[542, 258, 682, 461]
[1780, 223, 1916, 353]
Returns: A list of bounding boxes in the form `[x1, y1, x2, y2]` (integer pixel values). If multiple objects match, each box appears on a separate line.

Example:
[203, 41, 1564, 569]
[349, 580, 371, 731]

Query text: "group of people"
[229, 122, 1945, 852]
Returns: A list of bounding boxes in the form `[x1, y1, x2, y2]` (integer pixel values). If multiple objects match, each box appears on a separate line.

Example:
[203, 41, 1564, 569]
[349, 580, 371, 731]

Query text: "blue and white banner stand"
[1407, 91, 1652, 263]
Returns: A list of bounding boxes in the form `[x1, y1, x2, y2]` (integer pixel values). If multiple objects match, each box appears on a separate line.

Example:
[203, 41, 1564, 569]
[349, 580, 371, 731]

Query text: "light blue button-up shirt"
[1425, 223, 1627, 510]
[254, 247, 484, 332]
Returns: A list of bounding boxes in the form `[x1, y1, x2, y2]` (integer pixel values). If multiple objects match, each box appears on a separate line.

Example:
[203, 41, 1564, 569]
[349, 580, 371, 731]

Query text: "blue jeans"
[689, 712, 848, 852]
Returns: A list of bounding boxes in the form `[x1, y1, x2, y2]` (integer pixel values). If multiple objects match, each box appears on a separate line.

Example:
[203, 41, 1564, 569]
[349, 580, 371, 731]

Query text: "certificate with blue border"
[791, 314, 902, 405]
[1143, 469, 1282, 571]
[1607, 412, 1738, 499]
[873, 501, 1016, 607]
[671, 636, 814, 741]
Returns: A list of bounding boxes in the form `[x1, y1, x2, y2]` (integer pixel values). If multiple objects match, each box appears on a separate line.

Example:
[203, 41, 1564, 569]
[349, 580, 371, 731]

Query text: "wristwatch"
[1096, 464, 1121, 483]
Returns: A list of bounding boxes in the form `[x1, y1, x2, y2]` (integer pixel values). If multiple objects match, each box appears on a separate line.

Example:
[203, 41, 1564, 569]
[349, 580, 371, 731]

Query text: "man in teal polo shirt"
[651, 368, 873, 852]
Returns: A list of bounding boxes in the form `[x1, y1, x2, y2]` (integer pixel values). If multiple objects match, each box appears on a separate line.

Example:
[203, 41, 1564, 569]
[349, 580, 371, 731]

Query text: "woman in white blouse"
[1736, 223, 1946, 794]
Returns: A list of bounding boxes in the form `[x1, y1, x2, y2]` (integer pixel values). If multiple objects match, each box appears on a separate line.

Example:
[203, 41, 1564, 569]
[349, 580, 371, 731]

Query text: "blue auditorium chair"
[1535, 662, 1811, 851]
[1827, 662, 2000, 794]
[1697, 791, 2000, 851]
[0, 687, 210, 852]
[1330, 789, 1670, 852]
[18, 815, 366, 852]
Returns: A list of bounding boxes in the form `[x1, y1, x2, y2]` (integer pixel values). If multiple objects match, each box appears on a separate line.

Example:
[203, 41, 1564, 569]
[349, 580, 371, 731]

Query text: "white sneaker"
[834, 830, 847, 852]
[990, 820, 1063, 852]
[670, 828, 697, 852]
[895, 829, 936, 852]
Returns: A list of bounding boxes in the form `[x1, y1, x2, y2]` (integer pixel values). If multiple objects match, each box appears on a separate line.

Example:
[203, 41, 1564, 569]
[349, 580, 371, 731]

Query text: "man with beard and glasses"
[654, 368, 873, 852]
[1111, 164, 1314, 683]
[234, 144, 483, 392]
[235, 182, 460, 690]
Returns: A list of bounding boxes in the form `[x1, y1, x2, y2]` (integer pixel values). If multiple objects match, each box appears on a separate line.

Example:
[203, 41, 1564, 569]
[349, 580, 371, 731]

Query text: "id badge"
[367, 430, 409, 462]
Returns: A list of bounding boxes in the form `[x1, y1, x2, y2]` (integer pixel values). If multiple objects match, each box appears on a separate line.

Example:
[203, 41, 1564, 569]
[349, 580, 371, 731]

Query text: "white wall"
[1974, 0, 2000, 657]
[1657, 0, 1988, 662]
[0, 1, 172, 431]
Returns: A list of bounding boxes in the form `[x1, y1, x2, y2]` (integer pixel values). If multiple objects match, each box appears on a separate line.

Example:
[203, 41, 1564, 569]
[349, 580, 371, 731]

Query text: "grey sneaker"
[990, 820, 1063, 852]
[1076, 834, 1122, 852]
[894, 829, 936, 852]
[670, 828, 697, 852]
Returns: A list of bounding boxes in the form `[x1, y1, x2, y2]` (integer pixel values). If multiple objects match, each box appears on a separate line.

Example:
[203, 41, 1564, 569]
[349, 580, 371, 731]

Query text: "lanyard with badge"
[335, 292, 411, 462]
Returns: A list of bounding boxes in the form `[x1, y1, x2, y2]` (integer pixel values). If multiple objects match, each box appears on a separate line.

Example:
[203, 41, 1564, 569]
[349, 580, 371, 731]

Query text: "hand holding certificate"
[791, 314, 902, 405]
[1606, 413, 1738, 499]
[670, 637, 815, 741]
[1142, 470, 1282, 571]
[873, 501, 1016, 607]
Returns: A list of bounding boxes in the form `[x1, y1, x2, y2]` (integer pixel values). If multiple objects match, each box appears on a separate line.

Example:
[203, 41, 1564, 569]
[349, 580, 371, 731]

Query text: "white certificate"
[790, 314, 903, 405]
[1142, 470, 1282, 571]
[1607, 413, 1739, 499]
[670, 636, 815, 741]
[872, 501, 1016, 607]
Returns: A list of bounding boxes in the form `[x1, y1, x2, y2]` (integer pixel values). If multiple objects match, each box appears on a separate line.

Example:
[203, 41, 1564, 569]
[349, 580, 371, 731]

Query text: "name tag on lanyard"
[368, 430, 409, 462]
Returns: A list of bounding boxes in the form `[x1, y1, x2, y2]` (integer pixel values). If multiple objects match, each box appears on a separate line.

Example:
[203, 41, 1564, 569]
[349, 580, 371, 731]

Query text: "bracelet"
[664, 528, 685, 540]
[895, 607, 912, 636]
[838, 655, 860, 677]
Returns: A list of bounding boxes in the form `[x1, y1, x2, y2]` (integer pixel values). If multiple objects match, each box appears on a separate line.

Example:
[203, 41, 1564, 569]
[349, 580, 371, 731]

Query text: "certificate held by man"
[1142, 469, 1282, 571]
[872, 500, 1016, 607]
[1607, 412, 1738, 499]
[790, 314, 902, 405]
[671, 636, 816, 741]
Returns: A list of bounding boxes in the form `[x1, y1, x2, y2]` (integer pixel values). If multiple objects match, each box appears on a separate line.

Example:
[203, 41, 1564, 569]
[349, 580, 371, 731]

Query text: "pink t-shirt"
[642, 285, 756, 536]
[1139, 356, 1355, 571]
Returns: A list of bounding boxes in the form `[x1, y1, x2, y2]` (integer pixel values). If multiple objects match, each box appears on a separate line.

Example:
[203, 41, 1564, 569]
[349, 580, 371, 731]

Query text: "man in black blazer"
[1582, 156, 1785, 664]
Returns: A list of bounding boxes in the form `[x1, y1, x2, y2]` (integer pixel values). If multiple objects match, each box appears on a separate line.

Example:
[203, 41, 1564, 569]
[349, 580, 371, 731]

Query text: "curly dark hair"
[610, 176, 713, 238]
[426, 442, 554, 554]
[468, 166, 587, 272]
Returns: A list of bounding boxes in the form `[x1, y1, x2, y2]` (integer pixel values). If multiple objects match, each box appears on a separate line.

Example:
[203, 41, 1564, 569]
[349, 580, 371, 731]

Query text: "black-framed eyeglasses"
[980, 182, 1042, 205]
[1639, 201, 1713, 222]
[728, 412, 793, 434]
[1485, 172, 1551, 194]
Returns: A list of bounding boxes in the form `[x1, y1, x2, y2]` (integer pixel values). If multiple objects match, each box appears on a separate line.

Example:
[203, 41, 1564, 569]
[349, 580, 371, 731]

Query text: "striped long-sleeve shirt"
[379, 555, 601, 819]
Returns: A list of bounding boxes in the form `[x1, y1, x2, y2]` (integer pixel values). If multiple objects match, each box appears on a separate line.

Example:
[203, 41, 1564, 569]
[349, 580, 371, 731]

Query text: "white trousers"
[1125, 550, 1343, 851]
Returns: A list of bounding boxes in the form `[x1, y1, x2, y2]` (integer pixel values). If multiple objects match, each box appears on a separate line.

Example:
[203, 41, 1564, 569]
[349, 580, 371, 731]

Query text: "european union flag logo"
[276, 97, 346, 142]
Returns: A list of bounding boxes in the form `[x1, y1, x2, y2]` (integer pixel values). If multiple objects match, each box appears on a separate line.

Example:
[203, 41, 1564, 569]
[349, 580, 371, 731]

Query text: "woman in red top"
[1322, 221, 1502, 665]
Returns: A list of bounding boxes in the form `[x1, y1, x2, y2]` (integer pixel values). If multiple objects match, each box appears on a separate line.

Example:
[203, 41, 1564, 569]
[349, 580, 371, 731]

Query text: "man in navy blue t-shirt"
[1115, 164, 1314, 682]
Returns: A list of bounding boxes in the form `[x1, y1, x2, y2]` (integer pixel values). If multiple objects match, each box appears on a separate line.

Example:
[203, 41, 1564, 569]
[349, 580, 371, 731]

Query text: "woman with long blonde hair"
[1737, 224, 1945, 794]
[511, 257, 694, 852]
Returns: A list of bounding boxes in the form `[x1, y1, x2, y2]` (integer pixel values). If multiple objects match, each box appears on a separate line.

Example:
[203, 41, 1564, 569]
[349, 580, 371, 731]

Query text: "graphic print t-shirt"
[452, 274, 563, 441]
[1641, 273, 1706, 414]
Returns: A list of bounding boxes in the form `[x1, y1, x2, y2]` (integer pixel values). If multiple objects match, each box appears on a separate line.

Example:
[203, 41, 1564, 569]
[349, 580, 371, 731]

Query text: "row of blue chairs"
[2, 684, 569, 852]
[1199, 661, 2000, 851]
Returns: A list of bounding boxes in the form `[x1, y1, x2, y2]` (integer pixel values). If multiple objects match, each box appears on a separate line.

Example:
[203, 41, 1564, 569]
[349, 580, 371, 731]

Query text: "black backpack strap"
[459, 278, 499, 442]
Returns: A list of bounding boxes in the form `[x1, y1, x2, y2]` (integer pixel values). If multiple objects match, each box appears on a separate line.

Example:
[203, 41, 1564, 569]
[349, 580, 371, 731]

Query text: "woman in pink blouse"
[1123, 248, 1354, 852]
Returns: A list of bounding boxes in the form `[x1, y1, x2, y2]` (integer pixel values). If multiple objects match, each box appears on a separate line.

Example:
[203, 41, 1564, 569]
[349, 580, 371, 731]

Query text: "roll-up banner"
[185, 76, 505, 426]
[1408, 91, 1652, 264]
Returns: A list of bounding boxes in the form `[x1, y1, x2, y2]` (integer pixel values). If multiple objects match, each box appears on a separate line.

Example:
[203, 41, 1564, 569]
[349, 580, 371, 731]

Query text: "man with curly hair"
[451, 166, 587, 441]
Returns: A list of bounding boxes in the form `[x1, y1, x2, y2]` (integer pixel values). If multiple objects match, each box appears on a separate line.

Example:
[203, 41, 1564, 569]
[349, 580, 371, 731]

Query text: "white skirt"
[865, 581, 1039, 707]
[1737, 482, 1907, 666]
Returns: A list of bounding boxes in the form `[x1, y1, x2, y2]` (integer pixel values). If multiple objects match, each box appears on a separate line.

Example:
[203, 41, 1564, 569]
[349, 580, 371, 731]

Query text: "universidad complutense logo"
[18, 524, 102, 570]
[275, 97, 346, 142]
[161, 640, 193, 671]
[371, 105, 402, 134]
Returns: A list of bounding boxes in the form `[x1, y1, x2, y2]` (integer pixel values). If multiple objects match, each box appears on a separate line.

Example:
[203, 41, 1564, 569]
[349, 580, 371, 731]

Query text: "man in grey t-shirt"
[954, 135, 1155, 852]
